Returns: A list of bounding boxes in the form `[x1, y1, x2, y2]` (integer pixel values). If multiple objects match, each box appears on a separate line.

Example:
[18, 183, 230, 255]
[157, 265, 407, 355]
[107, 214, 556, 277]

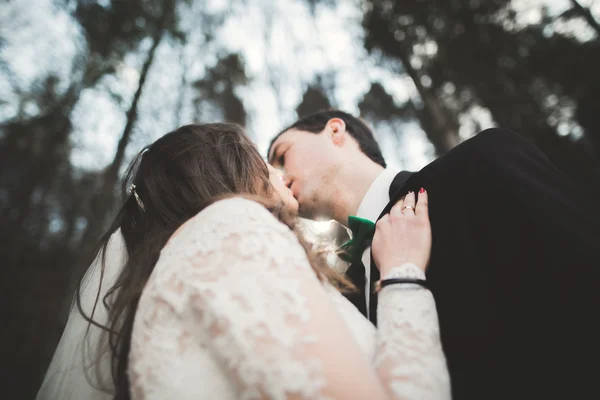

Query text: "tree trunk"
[78, 4, 171, 256]
[105, 37, 163, 187]
[175, 41, 188, 128]
[395, 45, 461, 155]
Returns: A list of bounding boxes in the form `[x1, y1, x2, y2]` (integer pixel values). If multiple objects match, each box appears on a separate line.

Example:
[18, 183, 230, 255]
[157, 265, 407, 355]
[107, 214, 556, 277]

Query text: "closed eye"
[275, 148, 287, 167]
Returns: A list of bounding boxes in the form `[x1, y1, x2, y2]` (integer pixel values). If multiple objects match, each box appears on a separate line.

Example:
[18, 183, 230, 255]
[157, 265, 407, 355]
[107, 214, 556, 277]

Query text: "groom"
[268, 110, 600, 400]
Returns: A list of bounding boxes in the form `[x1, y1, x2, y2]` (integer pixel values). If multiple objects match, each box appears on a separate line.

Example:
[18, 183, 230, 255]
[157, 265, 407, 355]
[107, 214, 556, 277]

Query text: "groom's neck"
[331, 161, 385, 226]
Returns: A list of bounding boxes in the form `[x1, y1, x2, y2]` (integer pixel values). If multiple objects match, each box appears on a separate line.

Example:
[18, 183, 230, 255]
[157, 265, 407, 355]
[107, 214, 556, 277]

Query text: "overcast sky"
[1, 0, 598, 173]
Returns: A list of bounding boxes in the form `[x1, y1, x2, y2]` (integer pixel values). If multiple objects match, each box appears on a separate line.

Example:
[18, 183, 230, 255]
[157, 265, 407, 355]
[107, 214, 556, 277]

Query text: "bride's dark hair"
[77, 123, 347, 400]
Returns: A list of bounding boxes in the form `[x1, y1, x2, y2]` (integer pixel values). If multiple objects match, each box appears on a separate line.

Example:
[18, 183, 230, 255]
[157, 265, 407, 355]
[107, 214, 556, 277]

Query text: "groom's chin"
[297, 203, 323, 221]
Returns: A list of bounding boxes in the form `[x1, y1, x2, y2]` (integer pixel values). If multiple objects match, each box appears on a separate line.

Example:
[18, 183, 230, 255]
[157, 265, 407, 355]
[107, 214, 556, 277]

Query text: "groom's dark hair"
[271, 109, 387, 168]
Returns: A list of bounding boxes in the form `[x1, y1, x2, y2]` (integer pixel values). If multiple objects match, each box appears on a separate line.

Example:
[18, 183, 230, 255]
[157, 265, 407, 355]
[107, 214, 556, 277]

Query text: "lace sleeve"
[375, 263, 451, 399]
[134, 198, 449, 400]
[176, 199, 332, 399]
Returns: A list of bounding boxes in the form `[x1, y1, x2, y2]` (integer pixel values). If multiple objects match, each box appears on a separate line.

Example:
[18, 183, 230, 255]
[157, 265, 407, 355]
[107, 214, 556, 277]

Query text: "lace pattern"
[376, 264, 451, 399]
[128, 198, 450, 399]
[129, 199, 330, 399]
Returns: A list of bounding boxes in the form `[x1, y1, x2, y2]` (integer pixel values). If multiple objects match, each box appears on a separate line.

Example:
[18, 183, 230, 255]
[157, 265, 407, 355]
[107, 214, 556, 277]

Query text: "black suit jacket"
[345, 128, 600, 400]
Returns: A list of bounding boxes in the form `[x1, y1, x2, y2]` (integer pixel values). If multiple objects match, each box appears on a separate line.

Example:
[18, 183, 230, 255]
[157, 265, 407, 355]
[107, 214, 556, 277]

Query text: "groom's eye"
[277, 150, 287, 165]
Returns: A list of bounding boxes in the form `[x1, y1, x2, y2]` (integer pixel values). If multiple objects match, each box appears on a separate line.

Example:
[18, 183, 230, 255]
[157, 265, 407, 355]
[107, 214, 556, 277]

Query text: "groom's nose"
[283, 175, 292, 188]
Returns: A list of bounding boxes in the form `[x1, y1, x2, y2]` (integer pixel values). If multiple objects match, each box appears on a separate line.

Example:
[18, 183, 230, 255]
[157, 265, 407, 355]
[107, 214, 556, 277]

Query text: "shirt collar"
[356, 168, 400, 223]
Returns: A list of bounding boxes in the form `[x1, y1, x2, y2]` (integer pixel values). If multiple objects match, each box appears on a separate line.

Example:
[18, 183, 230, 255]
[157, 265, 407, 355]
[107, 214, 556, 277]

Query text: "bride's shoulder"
[197, 197, 277, 225]
[203, 196, 272, 218]
[174, 197, 285, 240]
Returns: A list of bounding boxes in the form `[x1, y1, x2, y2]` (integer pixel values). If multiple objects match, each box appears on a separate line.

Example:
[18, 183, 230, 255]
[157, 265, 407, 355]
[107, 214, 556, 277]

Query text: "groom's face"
[268, 128, 340, 219]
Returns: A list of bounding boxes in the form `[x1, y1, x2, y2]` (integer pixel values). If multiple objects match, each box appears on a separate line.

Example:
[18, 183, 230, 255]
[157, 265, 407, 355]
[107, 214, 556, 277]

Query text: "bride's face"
[268, 164, 299, 214]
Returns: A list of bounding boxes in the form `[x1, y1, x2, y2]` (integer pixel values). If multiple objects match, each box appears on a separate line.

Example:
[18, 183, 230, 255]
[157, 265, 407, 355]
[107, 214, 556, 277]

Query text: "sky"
[1, 0, 598, 174]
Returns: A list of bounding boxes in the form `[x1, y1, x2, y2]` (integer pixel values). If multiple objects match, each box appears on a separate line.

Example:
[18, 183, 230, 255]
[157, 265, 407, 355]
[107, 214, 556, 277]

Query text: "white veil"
[37, 229, 127, 400]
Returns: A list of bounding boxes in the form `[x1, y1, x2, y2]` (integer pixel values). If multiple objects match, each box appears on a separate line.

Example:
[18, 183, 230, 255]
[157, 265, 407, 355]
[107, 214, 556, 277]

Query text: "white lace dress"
[128, 198, 450, 399]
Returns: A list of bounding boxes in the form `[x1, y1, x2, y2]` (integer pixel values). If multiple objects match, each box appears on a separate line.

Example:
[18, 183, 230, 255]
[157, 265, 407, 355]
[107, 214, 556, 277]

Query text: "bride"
[38, 123, 450, 399]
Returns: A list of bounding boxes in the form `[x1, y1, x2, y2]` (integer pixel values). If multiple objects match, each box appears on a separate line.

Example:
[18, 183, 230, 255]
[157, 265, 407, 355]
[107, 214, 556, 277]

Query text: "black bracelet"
[375, 278, 429, 293]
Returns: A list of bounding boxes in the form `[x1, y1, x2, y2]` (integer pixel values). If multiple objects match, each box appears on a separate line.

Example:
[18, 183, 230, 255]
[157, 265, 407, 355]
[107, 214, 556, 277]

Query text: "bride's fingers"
[390, 196, 405, 218]
[401, 191, 416, 215]
[416, 188, 429, 220]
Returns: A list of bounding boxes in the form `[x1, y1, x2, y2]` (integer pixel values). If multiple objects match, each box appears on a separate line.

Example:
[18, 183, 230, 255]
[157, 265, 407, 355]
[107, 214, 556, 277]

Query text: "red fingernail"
[419, 187, 425, 193]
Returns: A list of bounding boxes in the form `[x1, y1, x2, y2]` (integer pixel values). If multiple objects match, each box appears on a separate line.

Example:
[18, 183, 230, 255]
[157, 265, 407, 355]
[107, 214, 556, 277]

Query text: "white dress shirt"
[355, 168, 399, 319]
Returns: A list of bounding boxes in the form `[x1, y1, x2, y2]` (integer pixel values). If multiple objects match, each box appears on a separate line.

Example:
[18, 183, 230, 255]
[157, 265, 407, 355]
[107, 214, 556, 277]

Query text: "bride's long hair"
[77, 123, 348, 400]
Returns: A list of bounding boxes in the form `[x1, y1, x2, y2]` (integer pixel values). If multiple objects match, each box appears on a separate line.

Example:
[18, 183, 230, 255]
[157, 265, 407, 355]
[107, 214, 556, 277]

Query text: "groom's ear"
[326, 118, 347, 146]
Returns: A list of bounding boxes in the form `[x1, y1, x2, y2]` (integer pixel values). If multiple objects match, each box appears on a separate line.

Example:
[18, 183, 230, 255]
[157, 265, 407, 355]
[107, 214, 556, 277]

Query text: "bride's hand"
[372, 189, 432, 276]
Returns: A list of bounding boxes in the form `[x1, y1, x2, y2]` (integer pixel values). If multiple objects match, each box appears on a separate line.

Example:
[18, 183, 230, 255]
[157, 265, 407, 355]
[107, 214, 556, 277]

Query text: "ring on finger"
[401, 205, 415, 212]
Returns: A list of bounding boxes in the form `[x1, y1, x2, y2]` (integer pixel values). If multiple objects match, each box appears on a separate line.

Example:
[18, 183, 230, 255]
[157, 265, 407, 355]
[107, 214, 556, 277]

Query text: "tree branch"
[571, 0, 600, 36]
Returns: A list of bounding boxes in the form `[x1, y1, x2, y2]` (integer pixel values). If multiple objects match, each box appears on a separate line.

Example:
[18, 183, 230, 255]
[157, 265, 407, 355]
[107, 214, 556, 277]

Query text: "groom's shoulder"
[448, 128, 532, 164]
[422, 128, 530, 174]
[467, 127, 526, 152]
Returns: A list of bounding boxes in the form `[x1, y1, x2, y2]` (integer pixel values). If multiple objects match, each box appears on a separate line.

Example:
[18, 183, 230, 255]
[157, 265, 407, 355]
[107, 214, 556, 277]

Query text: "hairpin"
[129, 183, 146, 212]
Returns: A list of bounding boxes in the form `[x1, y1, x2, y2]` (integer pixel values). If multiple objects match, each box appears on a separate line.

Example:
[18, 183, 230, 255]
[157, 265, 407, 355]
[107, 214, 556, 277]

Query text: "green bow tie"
[337, 216, 376, 265]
